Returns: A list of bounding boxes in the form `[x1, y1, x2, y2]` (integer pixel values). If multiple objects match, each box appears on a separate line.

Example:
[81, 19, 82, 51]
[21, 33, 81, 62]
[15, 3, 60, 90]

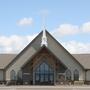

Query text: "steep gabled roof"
[45, 31, 84, 69]
[0, 30, 86, 70]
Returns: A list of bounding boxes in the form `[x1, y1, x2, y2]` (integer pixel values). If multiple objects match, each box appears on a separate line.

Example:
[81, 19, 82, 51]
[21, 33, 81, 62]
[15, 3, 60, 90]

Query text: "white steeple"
[41, 27, 48, 47]
[41, 10, 48, 47]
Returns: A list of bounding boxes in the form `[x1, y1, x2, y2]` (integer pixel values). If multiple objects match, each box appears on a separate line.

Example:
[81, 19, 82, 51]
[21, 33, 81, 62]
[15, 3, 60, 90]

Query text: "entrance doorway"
[34, 62, 54, 85]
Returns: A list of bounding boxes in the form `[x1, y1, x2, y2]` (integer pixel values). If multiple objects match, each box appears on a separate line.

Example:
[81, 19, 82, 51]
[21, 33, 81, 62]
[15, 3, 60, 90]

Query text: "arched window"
[17, 70, 22, 81]
[10, 70, 16, 80]
[66, 69, 72, 80]
[74, 69, 79, 81]
[35, 62, 54, 83]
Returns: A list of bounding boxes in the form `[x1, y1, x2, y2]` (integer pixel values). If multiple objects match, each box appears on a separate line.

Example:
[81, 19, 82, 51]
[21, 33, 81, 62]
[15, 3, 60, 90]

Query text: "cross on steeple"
[41, 10, 48, 30]
[41, 10, 48, 47]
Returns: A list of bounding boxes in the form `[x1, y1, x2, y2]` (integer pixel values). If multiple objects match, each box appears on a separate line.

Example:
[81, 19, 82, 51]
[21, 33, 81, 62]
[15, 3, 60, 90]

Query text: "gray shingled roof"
[0, 54, 16, 69]
[0, 54, 90, 69]
[72, 54, 90, 69]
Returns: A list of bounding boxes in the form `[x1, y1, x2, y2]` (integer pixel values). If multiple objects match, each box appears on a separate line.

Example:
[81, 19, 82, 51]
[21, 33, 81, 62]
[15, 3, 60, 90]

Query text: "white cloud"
[0, 34, 37, 53]
[81, 22, 90, 33]
[51, 22, 90, 53]
[62, 41, 90, 54]
[17, 17, 33, 26]
[53, 22, 90, 37]
[1, 21, 90, 54]
[53, 24, 79, 36]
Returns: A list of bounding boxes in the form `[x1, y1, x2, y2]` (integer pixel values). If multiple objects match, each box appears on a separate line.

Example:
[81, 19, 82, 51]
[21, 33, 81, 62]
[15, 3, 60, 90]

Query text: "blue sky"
[0, 0, 90, 53]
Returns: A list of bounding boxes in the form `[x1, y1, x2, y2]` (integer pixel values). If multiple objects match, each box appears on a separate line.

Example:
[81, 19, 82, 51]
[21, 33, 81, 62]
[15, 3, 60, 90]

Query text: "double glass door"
[35, 62, 54, 85]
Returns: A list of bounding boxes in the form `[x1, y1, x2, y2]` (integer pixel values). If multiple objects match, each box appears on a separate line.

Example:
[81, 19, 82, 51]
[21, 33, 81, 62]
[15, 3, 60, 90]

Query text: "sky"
[0, 0, 90, 53]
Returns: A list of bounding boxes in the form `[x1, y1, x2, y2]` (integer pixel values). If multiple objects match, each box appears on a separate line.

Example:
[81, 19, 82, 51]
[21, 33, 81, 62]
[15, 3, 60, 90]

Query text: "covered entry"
[22, 46, 67, 85]
[34, 61, 54, 85]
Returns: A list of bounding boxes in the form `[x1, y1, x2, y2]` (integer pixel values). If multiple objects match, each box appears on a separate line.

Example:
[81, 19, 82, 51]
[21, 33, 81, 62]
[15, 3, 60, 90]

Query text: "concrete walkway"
[0, 86, 90, 90]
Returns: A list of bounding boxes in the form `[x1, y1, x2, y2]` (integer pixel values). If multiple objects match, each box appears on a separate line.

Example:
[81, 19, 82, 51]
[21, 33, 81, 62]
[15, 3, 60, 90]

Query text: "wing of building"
[0, 30, 90, 85]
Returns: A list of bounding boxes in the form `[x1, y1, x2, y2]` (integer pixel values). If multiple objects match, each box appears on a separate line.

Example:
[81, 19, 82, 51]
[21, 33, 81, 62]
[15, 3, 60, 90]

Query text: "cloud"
[62, 41, 90, 54]
[1, 21, 90, 54]
[53, 24, 79, 36]
[53, 22, 90, 37]
[0, 34, 37, 53]
[17, 17, 33, 26]
[81, 22, 90, 33]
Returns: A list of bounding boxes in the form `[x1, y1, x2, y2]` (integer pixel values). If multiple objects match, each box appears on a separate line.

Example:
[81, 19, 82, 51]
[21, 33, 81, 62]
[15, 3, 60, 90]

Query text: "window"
[74, 69, 79, 81]
[17, 70, 22, 81]
[10, 70, 16, 80]
[35, 62, 54, 83]
[66, 69, 72, 80]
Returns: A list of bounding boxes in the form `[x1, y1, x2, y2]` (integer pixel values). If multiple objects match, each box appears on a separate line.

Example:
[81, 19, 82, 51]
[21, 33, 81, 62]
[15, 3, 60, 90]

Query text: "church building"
[0, 29, 90, 85]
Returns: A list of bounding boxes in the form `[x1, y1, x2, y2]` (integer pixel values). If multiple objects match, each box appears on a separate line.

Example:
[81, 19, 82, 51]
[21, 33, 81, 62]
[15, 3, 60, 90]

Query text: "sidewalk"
[0, 85, 90, 90]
